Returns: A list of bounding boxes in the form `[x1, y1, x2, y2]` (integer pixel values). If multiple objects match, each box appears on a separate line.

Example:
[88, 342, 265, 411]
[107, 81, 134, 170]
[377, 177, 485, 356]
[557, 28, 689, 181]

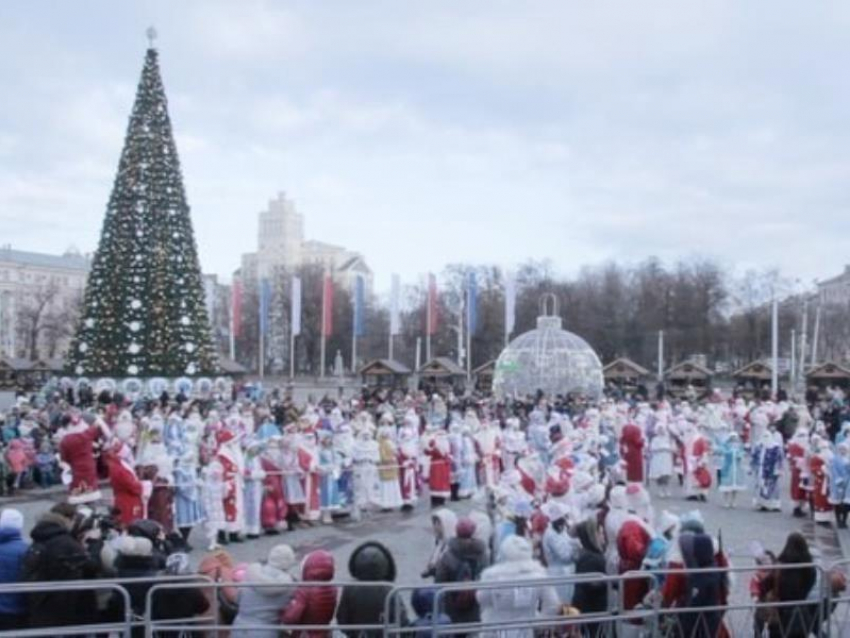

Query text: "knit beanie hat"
[268, 544, 296, 572]
[456, 517, 477, 539]
[0, 509, 23, 532]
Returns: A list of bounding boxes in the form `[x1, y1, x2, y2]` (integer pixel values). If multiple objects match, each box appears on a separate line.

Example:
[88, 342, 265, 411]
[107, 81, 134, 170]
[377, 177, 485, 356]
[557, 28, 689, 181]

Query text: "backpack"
[20, 538, 88, 583]
[447, 556, 478, 613]
[19, 541, 48, 583]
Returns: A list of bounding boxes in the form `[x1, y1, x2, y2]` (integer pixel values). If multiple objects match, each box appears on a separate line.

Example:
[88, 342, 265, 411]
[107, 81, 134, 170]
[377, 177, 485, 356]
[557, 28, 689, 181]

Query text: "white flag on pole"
[504, 269, 516, 336]
[291, 276, 302, 337]
[389, 273, 401, 336]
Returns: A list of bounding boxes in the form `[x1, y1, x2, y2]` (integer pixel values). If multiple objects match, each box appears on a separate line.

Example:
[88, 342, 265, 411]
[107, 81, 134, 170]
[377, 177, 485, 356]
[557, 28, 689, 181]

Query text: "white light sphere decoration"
[492, 294, 604, 400]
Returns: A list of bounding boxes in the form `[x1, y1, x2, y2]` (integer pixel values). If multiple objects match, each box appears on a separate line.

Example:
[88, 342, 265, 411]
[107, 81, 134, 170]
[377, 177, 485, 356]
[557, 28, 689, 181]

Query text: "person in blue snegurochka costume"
[718, 431, 747, 509]
[829, 442, 850, 529]
[751, 428, 783, 512]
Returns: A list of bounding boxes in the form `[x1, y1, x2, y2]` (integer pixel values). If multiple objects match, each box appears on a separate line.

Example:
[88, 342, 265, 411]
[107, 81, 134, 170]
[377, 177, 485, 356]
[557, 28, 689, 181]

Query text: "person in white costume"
[649, 424, 675, 497]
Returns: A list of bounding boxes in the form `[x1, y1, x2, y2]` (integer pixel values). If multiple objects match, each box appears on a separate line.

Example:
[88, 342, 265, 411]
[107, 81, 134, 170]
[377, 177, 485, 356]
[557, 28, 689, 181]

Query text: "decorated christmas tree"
[67, 41, 218, 378]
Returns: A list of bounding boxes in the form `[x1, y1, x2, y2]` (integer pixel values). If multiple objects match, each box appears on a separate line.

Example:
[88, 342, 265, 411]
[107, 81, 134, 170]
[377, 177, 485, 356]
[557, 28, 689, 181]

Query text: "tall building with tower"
[241, 192, 373, 293]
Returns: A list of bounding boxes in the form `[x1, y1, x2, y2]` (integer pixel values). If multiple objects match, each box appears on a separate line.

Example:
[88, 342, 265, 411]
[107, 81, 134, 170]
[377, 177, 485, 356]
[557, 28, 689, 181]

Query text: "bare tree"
[17, 280, 62, 360]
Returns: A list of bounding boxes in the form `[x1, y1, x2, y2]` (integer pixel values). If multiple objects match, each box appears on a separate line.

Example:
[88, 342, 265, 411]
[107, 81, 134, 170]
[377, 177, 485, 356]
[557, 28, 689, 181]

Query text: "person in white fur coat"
[476, 535, 560, 638]
[604, 485, 629, 574]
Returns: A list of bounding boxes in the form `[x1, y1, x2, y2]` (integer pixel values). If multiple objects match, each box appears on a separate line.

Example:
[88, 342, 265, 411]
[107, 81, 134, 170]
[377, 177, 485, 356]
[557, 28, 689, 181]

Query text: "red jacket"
[59, 426, 101, 494]
[281, 550, 338, 638]
[106, 454, 144, 527]
[620, 424, 645, 483]
[617, 519, 652, 610]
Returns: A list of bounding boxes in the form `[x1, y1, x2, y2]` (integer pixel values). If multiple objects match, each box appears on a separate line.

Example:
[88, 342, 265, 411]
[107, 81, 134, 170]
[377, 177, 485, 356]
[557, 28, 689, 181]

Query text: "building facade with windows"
[0, 245, 90, 359]
[818, 266, 850, 307]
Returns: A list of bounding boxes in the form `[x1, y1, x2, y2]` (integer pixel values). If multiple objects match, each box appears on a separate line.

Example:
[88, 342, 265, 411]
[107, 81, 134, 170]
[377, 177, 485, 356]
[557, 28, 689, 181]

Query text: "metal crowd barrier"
[145, 579, 391, 638]
[2, 561, 849, 637]
[626, 562, 832, 638]
[386, 571, 656, 637]
[0, 573, 213, 638]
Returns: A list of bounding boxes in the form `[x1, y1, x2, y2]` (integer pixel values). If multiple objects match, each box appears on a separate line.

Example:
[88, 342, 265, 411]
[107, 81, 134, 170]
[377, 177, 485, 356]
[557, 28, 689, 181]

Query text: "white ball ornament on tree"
[127, 364, 139, 376]
[185, 343, 195, 353]
[84, 318, 95, 329]
[186, 363, 197, 375]
[129, 321, 141, 332]
[128, 343, 141, 354]
[131, 299, 142, 309]
[75, 365, 84, 375]
[180, 316, 190, 326]
[78, 343, 88, 353]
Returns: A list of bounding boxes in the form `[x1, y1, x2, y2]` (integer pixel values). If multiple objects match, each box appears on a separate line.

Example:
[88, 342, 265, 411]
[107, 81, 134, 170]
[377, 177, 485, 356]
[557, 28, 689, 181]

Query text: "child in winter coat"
[35, 441, 56, 488]
[410, 588, 451, 638]
[5, 439, 28, 492]
[280, 550, 338, 638]
[232, 544, 297, 638]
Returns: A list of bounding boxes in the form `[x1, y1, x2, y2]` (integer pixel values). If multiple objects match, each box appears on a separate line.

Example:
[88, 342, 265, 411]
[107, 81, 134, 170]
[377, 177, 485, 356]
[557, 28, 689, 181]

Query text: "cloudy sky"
[1, 1, 849, 291]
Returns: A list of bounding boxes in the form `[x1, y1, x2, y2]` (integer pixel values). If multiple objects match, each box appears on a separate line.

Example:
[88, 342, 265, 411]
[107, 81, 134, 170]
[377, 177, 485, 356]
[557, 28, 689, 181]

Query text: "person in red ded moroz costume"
[59, 412, 110, 504]
[620, 421, 645, 483]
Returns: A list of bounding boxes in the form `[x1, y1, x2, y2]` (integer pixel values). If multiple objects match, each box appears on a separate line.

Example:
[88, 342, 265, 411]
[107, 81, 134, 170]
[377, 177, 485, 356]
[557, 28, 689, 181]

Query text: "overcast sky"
[1, 1, 849, 292]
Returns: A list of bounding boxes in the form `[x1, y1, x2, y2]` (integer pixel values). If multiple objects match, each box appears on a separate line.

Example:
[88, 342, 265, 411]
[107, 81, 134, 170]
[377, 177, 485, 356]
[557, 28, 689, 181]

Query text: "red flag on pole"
[427, 273, 438, 335]
[231, 278, 243, 337]
[322, 273, 334, 337]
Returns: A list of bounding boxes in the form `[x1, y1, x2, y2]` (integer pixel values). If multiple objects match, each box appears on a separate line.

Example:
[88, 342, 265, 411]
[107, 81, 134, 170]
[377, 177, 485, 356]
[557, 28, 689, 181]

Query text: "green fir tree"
[67, 45, 218, 378]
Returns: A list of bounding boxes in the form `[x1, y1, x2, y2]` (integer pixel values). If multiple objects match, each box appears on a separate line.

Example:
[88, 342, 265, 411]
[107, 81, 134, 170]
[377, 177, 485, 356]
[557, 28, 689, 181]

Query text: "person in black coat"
[572, 518, 609, 638]
[434, 517, 488, 627]
[765, 532, 818, 638]
[336, 541, 405, 636]
[150, 552, 210, 637]
[22, 508, 99, 629]
[677, 533, 722, 638]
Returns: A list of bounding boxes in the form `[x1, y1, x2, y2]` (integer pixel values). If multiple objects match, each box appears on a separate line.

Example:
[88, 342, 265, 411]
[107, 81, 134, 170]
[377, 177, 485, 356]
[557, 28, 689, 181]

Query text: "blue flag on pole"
[353, 275, 365, 337]
[259, 278, 271, 335]
[467, 271, 478, 335]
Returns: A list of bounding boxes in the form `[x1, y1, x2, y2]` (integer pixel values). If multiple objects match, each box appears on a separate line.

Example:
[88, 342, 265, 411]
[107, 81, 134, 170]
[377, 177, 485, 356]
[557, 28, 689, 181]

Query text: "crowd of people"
[0, 383, 848, 634]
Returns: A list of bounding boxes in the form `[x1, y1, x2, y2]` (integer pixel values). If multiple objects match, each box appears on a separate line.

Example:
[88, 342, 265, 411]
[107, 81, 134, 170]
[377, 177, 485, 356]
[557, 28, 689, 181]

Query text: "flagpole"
[320, 280, 327, 379]
[771, 298, 779, 397]
[466, 273, 474, 388]
[352, 332, 357, 375]
[259, 324, 265, 379]
[799, 300, 808, 389]
[811, 303, 821, 369]
[657, 330, 664, 379]
[457, 294, 464, 368]
[425, 283, 432, 362]
[790, 328, 796, 393]
[290, 333, 295, 380]
[229, 301, 236, 361]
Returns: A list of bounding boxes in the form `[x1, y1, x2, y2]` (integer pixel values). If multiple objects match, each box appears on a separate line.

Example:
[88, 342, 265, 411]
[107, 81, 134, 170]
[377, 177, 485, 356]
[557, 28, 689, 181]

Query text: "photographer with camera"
[22, 502, 100, 629]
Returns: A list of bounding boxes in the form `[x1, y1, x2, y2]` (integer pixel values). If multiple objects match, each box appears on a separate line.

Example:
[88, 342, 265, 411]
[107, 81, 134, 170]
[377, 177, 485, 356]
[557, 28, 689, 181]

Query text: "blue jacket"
[0, 527, 29, 614]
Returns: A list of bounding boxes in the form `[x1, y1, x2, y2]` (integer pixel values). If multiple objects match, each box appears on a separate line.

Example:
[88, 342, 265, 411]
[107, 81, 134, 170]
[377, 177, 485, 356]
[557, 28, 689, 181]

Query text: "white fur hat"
[499, 535, 533, 563]
[658, 510, 680, 535]
[0, 509, 23, 532]
[268, 544, 296, 572]
[609, 485, 628, 510]
[117, 535, 153, 557]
